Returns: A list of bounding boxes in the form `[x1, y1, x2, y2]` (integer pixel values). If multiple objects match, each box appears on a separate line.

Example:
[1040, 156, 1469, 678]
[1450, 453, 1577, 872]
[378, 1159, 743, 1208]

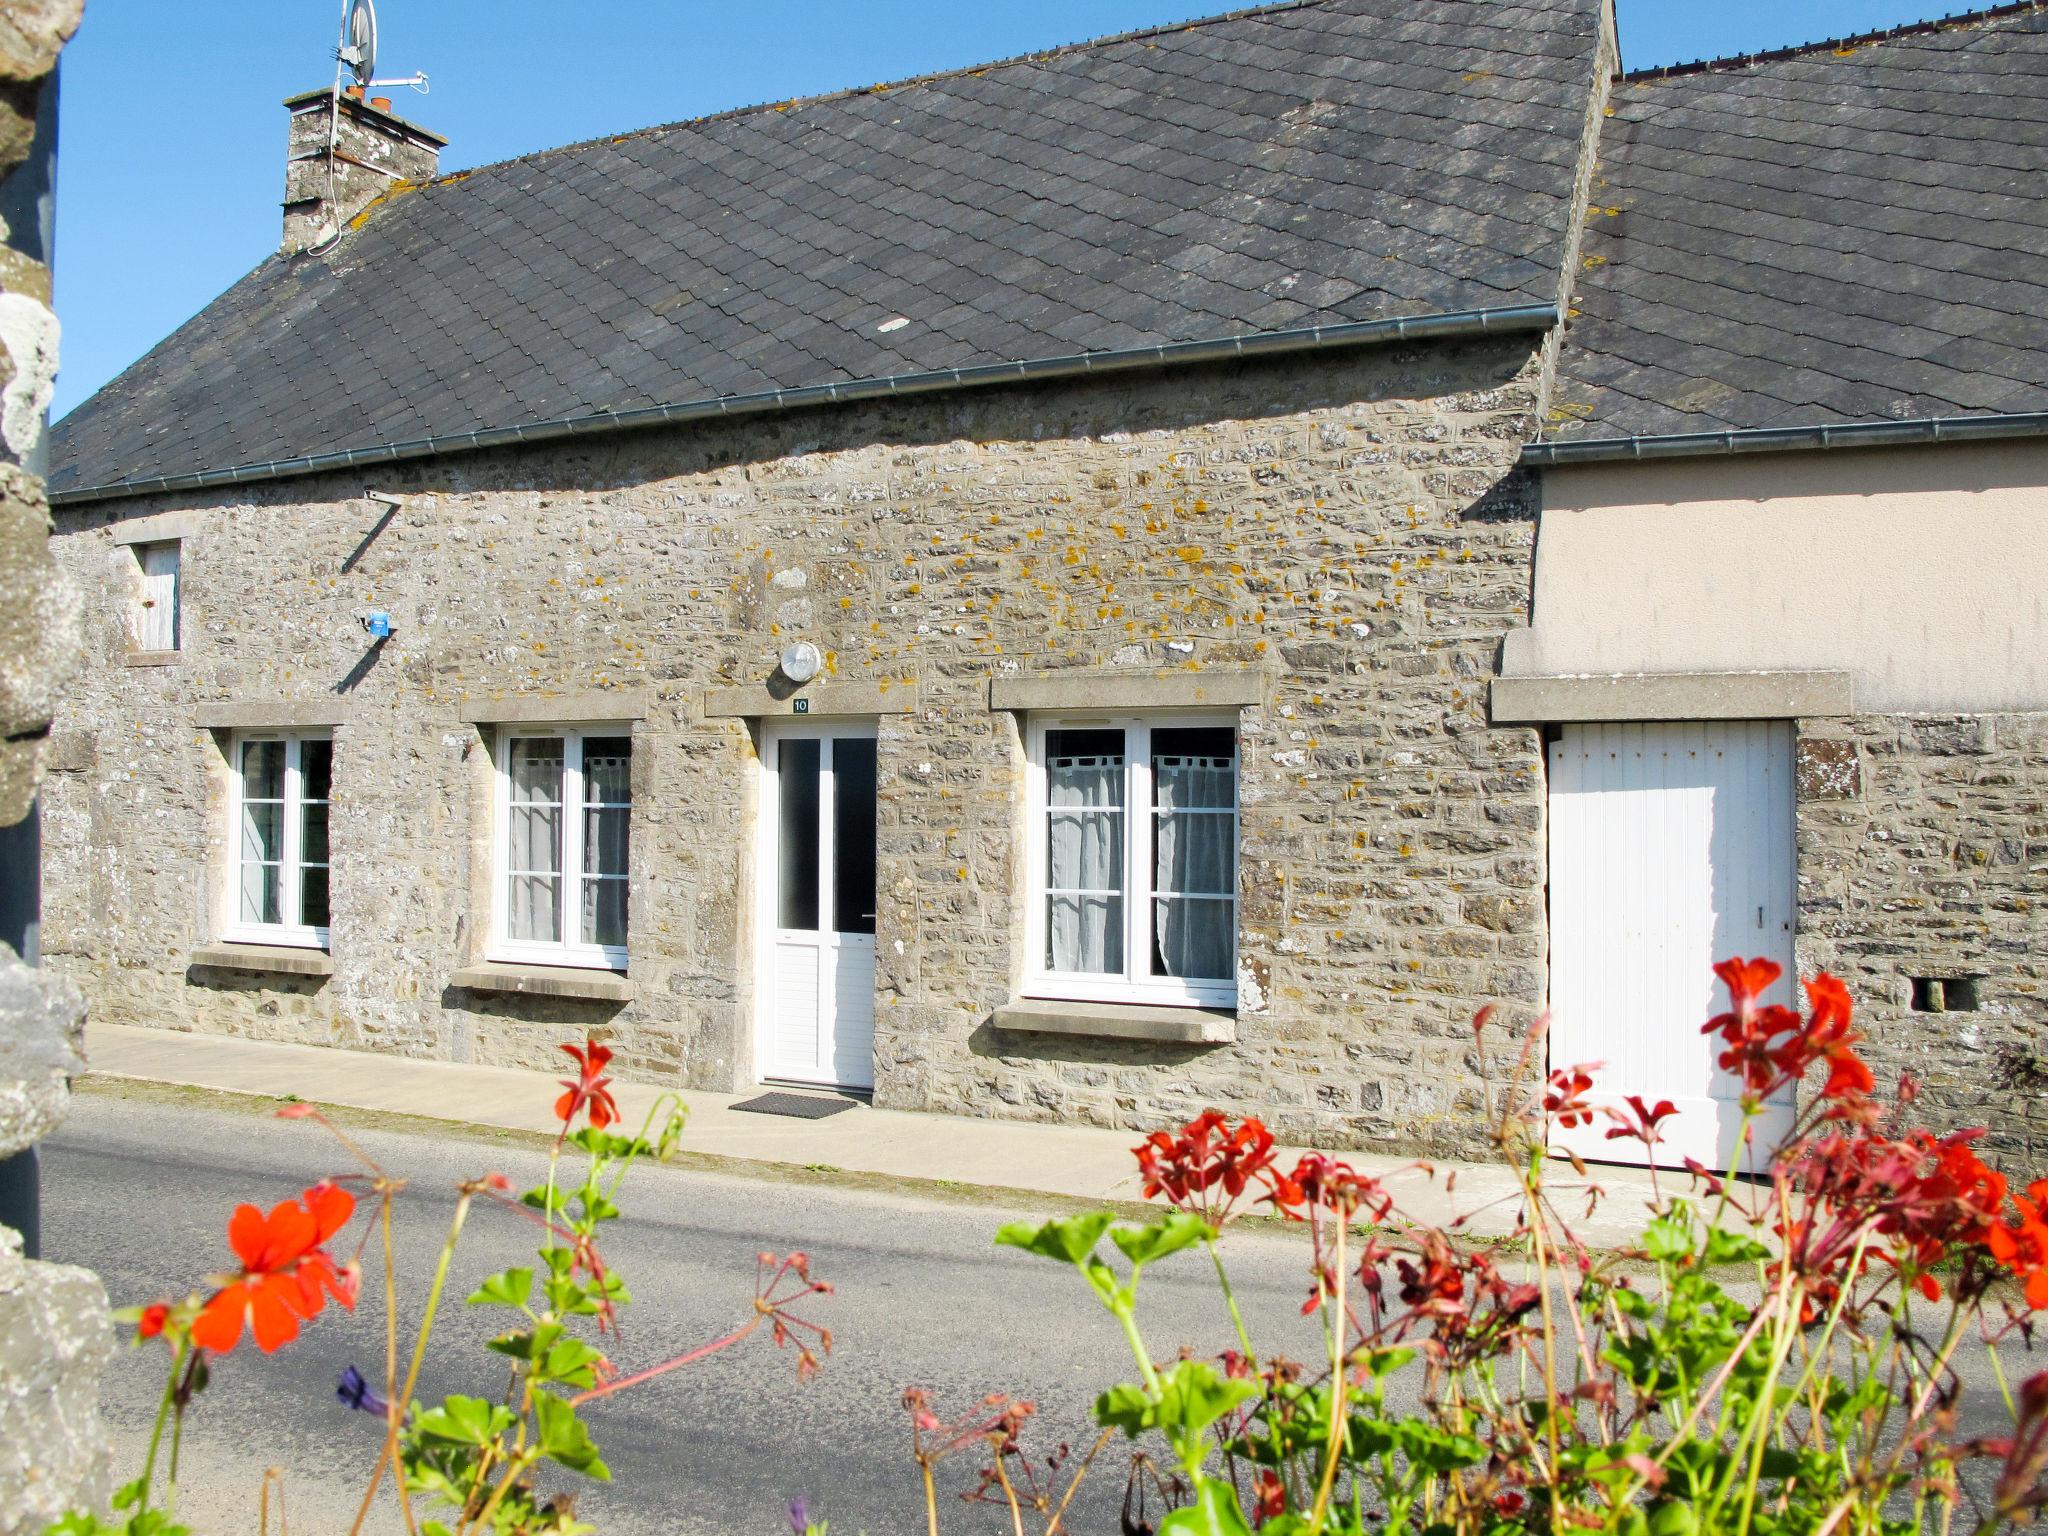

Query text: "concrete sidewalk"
[83, 1022, 1674, 1245]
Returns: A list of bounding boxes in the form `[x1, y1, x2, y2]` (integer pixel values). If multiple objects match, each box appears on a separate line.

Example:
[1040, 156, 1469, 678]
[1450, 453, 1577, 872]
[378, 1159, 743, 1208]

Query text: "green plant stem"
[920, 1457, 940, 1536]
[349, 1190, 476, 1536]
[1307, 1216, 1348, 1533]
[135, 1338, 186, 1516]
[602, 1091, 684, 1203]
[1205, 1231, 1257, 1369]
[463, 1446, 539, 1536]
[1526, 1211, 1564, 1536]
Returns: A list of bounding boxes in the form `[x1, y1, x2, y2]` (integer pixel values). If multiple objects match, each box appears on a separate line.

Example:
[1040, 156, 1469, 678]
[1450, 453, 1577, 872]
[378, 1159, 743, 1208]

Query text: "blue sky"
[50, 0, 1952, 418]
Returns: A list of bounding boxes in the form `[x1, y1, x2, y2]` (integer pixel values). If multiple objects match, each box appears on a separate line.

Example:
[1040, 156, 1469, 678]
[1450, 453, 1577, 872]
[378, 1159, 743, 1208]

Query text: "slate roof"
[50, 0, 1605, 501]
[1544, 4, 2048, 444]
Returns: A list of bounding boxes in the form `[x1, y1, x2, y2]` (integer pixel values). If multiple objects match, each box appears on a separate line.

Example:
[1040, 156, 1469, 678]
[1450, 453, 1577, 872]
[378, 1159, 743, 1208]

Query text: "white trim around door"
[754, 721, 879, 1091]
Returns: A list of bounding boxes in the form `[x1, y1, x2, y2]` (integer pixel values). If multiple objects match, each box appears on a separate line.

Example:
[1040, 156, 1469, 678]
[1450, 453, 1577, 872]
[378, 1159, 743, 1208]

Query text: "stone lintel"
[124, 651, 180, 668]
[449, 963, 634, 1004]
[194, 700, 347, 729]
[189, 943, 334, 978]
[458, 690, 649, 726]
[1488, 670, 1855, 724]
[992, 997, 1236, 1044]
[109, 512, 203, 546]
[702, 681, 915, 719]
[988, 670, 1264, 713]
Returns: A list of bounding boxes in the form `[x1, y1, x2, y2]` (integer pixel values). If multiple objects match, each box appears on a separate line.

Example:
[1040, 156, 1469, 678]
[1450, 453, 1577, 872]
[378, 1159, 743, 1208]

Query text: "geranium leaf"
[466, 1266, 534, 1308]
[534, 1391, 611, 1481]
[995, 1212, 1116, 1267]
[1110, 1212, 1208, 1270]
[1156, 1474, 1254, 1535]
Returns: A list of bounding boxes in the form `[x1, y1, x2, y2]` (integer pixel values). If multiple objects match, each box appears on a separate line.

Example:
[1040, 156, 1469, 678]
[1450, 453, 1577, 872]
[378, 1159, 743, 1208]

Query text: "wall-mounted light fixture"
[778, 640, 822, 684]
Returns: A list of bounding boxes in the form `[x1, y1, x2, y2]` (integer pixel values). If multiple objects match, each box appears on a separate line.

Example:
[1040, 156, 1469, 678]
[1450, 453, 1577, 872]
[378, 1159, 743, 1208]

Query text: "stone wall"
[1796, 713, 2048, 1163]
[45, 336, 1552, 1157]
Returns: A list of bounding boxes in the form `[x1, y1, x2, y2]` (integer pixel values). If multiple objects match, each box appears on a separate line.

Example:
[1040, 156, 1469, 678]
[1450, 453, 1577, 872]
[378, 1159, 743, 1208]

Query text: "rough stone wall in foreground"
[0, 0, 114, 1526]
[45, 339, 1550, 1157]
[1796, 713, 2048, 1163]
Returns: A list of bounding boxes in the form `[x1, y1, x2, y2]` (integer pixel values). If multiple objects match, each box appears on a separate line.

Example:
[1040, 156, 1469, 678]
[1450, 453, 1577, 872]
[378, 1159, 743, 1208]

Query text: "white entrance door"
[757, 724, 878, 1090]
[1548, 721, 1796, 1171]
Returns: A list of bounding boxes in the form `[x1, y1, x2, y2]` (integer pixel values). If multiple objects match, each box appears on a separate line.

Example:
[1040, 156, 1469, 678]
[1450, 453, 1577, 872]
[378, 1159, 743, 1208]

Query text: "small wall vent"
[1910, 976, 1982, 1014]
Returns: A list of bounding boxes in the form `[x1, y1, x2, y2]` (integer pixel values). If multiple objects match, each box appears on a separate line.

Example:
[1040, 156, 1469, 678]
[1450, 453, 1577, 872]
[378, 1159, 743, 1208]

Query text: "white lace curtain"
[1046, 747, 1124, 973]
[1153, 755, 1235, 981]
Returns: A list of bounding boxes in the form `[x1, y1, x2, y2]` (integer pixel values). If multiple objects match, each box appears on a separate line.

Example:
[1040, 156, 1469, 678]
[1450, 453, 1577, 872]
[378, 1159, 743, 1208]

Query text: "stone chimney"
[281, 88, 445, 253]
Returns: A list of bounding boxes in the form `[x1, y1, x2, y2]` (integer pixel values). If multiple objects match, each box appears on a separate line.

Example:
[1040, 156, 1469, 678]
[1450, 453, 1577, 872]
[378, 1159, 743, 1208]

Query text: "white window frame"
[1023, 711, 1239, 1009]
[132, 540, 181, 652]
[223, 730, 331, 950]
[488, 724, 633, 972]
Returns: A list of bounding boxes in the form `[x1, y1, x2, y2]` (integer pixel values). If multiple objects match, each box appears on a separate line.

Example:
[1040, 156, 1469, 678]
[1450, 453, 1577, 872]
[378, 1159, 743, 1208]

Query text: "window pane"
[777, 739, 820, 930]
[1048, 894, 1123, 974]
[241, 740, 285, 801]
[509, 739, 564, 804]
[1152, 728, 1236, 810]
[301, 803, 329, 867]
[582, 877, 627, 950]
[583, 806, 629, 879]
[240, 857, 280, 926]
[300, 867, 330, 930]
[508, 805, 562, 874]
[1047, 811, 1122, 893]
[240, 802, 283, 865]
[831, 737, 877, 936]
[509, 874, 562, 943]
[1044, 728, 1126, 975]
[1154, 807, 1234, 896]
[582, 738, 631, 805]
[1153, 897, 1235, 981]
[301, 738, 332, 803]
[1047, 729, 1125, 808]
[1152, 727, 1237, 981]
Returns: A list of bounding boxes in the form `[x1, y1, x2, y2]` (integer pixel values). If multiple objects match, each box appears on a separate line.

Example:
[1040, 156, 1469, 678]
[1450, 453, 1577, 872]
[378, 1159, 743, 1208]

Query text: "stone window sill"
[190, 943, 333, 978]
[450, 963, 634, 1004]
[992, 997, 1235, 1044]
[125, 650, 181, 668]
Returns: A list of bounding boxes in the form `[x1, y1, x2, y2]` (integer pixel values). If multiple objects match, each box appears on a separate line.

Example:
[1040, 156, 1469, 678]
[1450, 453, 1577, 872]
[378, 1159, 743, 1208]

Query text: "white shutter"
[136, 543, 180, 651]
[1548, 721, 1797, 1170]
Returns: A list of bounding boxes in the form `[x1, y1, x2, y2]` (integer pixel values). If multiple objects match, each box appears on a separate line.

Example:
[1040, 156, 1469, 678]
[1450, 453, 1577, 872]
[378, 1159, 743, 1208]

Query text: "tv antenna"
[335, 0, 428, 98]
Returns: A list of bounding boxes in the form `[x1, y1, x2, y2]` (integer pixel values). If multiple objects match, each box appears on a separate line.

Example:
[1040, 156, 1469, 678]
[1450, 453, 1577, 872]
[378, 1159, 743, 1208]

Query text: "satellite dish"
[339, 0, 377, 89]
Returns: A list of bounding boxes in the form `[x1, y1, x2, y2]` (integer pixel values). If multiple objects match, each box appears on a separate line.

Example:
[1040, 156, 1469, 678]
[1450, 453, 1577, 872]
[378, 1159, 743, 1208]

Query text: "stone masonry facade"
[1796, 714, 2048, 1163]
[44, 338, 1553, 1158]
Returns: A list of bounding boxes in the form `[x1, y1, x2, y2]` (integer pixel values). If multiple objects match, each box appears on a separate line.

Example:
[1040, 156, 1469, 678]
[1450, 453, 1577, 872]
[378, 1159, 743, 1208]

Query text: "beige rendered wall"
[1527, 441, 2048, 713]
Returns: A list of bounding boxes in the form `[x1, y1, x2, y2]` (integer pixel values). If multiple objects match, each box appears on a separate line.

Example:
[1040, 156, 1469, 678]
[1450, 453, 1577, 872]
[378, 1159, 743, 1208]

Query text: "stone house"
[38, 0, 2048, 1163]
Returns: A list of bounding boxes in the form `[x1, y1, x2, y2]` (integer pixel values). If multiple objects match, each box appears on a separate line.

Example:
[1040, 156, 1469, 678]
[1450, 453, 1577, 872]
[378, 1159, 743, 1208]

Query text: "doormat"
[731, 1091, 861, 1119]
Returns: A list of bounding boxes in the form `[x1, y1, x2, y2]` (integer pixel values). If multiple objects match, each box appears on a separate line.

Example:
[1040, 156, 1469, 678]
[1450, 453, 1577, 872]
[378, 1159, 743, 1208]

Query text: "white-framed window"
[490, 727, 632, 971]
[133, 541, 181, 652]
[1023, 712, 1239, 1009]
[225, 732, 332, 949]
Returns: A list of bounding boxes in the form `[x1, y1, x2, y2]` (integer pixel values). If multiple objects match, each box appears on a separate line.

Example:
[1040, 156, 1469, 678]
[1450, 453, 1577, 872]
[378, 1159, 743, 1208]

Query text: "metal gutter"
[1520, 410, 2048, 467]
[51, 302, 1561, 508]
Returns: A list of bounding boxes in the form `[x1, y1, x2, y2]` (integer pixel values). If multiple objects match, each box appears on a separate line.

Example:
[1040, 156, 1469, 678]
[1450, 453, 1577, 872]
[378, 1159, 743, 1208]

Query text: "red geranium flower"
[1545, 1066, 1596, 1129]
[190, 1182, 358, 1354]
[136, 1303, 170, 1340]
[557, 1037, 621, 1129]
[1135, 1110, 1282, 1228]
[1703, 956, 1804, 1098]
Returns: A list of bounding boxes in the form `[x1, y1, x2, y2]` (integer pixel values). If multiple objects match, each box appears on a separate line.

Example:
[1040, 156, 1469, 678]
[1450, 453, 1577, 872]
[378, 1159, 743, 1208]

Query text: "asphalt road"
[39, 1084, 2047, 1535]
[41, 1085, 1327, 1536]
